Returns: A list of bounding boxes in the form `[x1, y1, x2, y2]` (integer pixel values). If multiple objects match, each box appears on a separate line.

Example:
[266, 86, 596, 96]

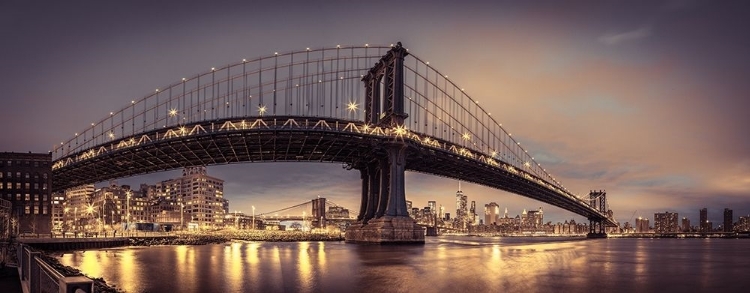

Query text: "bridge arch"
[51, 43, 615, 241]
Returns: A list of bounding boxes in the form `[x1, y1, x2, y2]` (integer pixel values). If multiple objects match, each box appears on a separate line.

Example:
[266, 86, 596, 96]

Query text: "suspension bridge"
[50, 42, 617, 243]
[255, 197, 355, 223]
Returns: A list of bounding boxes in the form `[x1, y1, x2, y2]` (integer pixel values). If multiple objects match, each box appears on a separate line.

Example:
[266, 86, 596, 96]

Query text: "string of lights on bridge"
[54, 43, 591, 204]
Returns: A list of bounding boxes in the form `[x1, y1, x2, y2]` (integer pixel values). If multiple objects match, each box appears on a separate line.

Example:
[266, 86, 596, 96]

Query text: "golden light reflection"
[118, 249, 140, 293]
[317, 241, 326, 270]
[169, 108, 178, 117]
[77, 251, 104, 278]
[226, 242, 243, 293]
[298, 242, 313, 291]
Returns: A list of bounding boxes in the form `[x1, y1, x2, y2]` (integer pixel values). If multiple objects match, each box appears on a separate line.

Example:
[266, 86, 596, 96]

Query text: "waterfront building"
[700, 208, 708, 232]
[406, 200, 412, 216]
[654, 211, 678, 233]
[63, 184, 94, 233]
[738, 215, 750, 232]
[521, 207, 544, 231]
[153, 167, 227, 229]
[635, 217, 649, 233]
[51, 192, 65, 232]
[681, 217, 691, 232]
[484, 202, 500, 225]
[0, 152, 53, 235]
[723, 208, 733, 232]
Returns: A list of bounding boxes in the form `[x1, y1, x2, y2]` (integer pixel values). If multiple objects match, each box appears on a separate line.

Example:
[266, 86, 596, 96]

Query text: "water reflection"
[56, 237, 750, 293]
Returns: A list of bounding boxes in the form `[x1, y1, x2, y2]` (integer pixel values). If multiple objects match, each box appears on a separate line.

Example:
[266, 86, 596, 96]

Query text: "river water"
[57, 236, 749, 293]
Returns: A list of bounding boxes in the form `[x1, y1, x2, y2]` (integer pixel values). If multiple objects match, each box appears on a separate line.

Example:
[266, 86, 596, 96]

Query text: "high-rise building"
[0, 152, 53, 235]
[153, 167, 226, 229]
[723, 208, 733, 232]
[470, 201, 477, 225]
[406, 200, 412, 214]
[635, 217, 649, 233]
[700, 208, 708, 232]
[455, 182, 467, 228]
[428, 201, 436, 216]
[738, 215, 750, 232]
[681, 217, 691, 232]
[484, 202, 500, 225]
[521, 207, 544, 230]
[654, 211, 678, 233]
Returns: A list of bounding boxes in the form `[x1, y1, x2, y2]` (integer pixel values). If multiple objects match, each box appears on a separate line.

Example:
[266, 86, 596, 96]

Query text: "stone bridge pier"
[345, 43, 424, 244]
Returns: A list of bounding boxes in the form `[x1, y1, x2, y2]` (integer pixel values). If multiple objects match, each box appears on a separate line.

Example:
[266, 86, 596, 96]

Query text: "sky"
[1, 0, 749, 226]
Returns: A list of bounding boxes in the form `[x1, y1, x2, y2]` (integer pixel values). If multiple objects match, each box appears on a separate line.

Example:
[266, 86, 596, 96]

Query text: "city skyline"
[2, 1, 750, 225]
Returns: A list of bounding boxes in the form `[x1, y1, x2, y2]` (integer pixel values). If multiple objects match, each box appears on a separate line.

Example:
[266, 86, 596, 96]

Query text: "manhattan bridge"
[50, 43, 617, 243]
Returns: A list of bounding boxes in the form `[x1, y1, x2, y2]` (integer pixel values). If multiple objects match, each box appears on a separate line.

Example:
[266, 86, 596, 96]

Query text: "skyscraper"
[428, 201, 436, 216]
[635, 217, 649, 233]
[484, 202, 500, 225]
[681, 217, 691, 232]
[455, 182, 467, 228]
[700, 208, 708, 232]
[470, 201, 476, 225]
[723, 208, 733, 232]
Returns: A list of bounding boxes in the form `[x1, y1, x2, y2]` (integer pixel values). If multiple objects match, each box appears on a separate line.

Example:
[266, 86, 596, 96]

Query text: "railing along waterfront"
[17, 244, 93, 293]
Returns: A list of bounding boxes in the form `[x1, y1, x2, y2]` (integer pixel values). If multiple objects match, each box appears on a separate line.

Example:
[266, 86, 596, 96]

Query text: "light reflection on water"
[57, 237, 750, 293]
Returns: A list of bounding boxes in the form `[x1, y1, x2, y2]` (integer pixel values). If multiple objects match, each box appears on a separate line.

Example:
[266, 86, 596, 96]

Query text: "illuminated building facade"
[484, 202, 500, 225]
[0, 152, 53, 235]
[154, 167, 227, 229]
[654, 211, 679, 233]
[635, 217, 649, 233]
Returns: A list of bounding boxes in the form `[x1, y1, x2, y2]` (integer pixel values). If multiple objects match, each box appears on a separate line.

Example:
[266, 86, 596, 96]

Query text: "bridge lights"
[524, 161, 531, 168]
[108, 132, 115, 139]
[394, 125, 407, 136]
[169, 108, 178, 117]
[462, 133, 471, 141]
[258, 105, 267, 115]
[346, 101, 358, 112]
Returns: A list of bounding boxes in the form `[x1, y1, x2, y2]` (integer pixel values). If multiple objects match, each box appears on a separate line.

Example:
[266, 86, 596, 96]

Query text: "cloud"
[598, 26, 652, 45]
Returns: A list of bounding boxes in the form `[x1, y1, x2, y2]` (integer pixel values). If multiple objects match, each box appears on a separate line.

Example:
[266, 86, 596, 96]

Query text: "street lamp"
[126, 191, 131, 231]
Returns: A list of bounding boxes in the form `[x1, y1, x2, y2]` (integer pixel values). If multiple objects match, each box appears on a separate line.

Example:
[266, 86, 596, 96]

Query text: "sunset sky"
[2, 0, 749, 225]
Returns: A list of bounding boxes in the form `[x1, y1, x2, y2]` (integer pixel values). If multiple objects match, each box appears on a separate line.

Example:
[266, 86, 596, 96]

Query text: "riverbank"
[35, 249, 123, 293]
[128, 231, 345, 246]
[219, 230, 345, 242]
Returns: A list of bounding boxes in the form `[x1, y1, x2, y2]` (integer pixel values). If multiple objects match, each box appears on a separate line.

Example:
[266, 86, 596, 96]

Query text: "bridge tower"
[311, 197, 326, 229]
[587, 190, 608, 238]
[346, 42, 425, 244]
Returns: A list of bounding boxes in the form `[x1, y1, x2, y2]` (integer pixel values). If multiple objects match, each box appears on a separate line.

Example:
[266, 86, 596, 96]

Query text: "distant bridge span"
[51, 43, 616, 242]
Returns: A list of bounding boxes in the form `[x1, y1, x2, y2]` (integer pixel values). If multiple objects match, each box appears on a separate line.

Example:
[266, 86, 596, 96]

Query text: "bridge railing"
[17, 243, 94, 293]
[50, 44, 609, 220]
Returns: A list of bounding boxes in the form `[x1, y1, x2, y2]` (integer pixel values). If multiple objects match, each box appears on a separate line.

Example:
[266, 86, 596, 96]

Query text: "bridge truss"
[51, 43, 616, 227]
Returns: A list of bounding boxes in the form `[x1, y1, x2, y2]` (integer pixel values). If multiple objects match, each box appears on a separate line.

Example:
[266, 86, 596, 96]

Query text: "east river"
[57, 236, 749, 292]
